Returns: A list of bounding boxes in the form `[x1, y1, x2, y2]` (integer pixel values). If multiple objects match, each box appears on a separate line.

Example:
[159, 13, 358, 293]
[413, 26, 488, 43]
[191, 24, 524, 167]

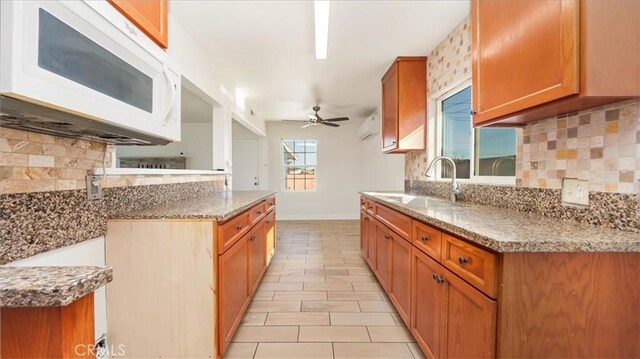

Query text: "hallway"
[224, 220, 424, 359]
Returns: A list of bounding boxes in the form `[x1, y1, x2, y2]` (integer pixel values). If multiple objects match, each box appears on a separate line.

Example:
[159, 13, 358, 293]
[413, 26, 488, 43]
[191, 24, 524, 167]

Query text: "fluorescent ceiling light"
[314, 1, 330, 60]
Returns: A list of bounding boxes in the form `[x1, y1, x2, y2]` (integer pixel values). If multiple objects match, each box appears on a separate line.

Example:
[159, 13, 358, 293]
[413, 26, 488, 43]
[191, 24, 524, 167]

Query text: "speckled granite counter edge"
[111, 190, 277, 221]
[0, 266, 113, 307]
[0, 178, 227, 265]
[360, 192, 640, 253]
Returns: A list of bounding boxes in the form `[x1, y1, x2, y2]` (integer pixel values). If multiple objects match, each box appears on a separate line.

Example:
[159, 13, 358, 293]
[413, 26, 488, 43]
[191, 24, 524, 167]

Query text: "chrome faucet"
[424, 156, 461, 202]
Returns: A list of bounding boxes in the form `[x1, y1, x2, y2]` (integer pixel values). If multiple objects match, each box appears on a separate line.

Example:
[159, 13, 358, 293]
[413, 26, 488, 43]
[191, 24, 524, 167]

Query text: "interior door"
[232, 138, 260, 190]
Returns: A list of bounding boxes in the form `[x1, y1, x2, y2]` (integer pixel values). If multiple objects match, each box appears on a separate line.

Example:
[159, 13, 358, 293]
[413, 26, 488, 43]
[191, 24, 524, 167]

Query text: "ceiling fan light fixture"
[314, 1, 330, 60]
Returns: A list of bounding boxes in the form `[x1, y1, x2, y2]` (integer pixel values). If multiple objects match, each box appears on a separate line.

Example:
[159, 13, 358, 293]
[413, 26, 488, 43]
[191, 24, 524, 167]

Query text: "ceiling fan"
[283, 106, 349, 128]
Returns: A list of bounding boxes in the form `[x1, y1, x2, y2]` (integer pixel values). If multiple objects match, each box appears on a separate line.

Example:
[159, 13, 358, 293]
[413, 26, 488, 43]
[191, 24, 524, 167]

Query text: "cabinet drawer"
[266, 196, 276, 213]
[249, 202, 267, 224]
[412, 221, 442, 261]
[218, 212, 251, 254]
[375, 204, 411, 240]
[360, 197, 367, 210]
[441, 234, 498, 298]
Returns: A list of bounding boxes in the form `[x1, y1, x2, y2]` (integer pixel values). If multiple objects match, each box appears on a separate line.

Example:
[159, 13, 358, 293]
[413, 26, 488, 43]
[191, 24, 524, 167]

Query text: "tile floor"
[224, 220, 425, 359]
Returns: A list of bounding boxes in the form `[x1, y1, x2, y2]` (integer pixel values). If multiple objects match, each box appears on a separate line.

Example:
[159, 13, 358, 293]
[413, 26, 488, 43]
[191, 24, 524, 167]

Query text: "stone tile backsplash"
[0, 127, 225, 194]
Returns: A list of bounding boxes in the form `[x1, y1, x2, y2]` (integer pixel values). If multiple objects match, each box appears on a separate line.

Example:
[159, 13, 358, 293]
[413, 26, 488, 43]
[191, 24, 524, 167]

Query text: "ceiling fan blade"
[301, 123, 315, 128]
[321, 121, 340, 127]
[282, 119, 307, 122]
[324, 117, 350, 122]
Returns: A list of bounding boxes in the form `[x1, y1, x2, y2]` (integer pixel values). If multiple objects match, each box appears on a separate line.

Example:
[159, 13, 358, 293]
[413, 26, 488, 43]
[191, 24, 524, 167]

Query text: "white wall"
[267, 118, 404, 220]
[360, 132, 405, 191]
[116, 122, 214, 170]
[167, 15, 266, 171]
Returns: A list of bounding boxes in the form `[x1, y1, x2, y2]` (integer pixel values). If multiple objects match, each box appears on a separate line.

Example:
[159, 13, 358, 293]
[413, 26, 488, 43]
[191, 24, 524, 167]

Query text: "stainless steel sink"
[366, 192, 462, 208]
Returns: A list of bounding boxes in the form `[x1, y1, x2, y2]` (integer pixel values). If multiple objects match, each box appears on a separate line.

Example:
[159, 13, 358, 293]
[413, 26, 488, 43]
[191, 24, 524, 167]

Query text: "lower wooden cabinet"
[248, 222, 267, 295]
[411, 247, 445, 358]
[443, 267, 496, 358]
[219, 234, 251, 350]
[389, 233, 412, 326]
[411, 247, 496, 358]
[361, 195, 638, 358]
[265, 211, 276, 265]
[374, 221, 392, 291]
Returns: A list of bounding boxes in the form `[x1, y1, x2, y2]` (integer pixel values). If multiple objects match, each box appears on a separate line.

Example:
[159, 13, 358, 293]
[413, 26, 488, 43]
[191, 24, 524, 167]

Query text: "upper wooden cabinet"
[472, 0, 640, 126]
[108, 0, 169, 48]
[381, 57, 427, 153]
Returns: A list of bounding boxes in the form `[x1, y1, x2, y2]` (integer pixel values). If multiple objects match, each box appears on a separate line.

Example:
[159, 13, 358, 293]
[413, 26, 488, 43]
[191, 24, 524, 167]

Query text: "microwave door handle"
[162, 64, 177, 126]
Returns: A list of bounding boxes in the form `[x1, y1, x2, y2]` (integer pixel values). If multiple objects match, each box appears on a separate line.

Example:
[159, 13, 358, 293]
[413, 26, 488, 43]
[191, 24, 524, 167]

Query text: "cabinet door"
[366, 216, 376, 268]
[471, 0, 579, 124]
[108, 0, 168, 48]
[411, 247, 446, 359]
[374, 223, 392, 291]
[360, 211, 369, 257]
[218, 236, 250, 355]
[249, 222, 267, 295]
[389, 234, 412, 326]
[443, 269, 497, 358]
[265, 211, 276, 265]
[381, 64, 399, 151]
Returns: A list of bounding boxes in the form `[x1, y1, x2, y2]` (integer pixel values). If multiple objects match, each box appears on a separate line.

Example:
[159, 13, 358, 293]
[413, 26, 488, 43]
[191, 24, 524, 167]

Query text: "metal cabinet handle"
[420, 235, 429, 242]
[470, 109, 477, 115]
[257, 211, 262, 215]
[457, 256, 469, 265]
[364, 217, 369, 221]
[384, 234, 391, 240]
[235, 225, 243, 231]
[250, 235, 256, 241]
[432, 273, 445, 284]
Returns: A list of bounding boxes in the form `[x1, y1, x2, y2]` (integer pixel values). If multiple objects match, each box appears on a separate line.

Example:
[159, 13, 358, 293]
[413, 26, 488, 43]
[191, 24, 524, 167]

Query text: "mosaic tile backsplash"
[405, 14, 639, 196]
[517, 99, 639, 193]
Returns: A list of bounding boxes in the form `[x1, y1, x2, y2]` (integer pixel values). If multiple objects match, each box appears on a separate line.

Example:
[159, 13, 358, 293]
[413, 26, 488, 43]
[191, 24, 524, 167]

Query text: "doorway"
[232, 120, 261, 190]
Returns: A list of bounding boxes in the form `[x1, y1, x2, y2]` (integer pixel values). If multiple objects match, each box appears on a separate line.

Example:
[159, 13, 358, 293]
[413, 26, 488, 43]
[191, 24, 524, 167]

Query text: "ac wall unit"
[357, 112, 380, 140]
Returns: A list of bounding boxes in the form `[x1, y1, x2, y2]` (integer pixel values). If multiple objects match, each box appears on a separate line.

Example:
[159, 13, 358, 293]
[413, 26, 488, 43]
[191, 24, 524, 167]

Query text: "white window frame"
[431, 80, 516, 186]
[281, 138, 318, 192]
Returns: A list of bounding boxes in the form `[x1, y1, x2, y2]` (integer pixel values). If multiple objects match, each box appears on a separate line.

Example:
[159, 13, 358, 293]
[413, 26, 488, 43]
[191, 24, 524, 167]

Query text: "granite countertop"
[361, 191, 640, 253]
[111, 190, 277, 221]
[0, 266, 113, 307]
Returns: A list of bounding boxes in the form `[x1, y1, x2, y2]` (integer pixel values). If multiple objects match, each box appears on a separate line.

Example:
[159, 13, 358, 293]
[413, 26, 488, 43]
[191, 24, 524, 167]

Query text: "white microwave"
[0, 0, 181, 145]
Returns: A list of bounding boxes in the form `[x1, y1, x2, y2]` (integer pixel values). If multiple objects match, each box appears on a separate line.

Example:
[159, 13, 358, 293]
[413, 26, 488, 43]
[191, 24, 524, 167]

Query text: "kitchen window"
[434, 83, 516, 184]
[282, 139, 317, 191]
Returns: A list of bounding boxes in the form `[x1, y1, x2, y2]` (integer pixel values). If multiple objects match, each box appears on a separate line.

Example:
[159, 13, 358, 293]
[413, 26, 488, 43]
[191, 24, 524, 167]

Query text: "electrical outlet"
[561, 178, 589, 206]
[86, 175, 103, 200]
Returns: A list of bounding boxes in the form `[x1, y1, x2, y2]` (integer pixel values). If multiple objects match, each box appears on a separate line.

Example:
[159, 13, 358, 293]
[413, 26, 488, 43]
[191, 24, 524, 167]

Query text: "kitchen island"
[106, 190, 276, 358]
[359, 191, 639, 358]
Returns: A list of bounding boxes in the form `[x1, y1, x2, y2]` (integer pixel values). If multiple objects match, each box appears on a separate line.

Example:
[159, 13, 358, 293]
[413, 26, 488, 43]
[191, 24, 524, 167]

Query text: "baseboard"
[276, 214, 360, 221]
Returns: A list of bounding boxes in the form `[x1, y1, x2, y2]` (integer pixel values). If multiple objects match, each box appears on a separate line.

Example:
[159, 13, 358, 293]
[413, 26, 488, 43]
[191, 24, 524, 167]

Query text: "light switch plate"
[561, 178, 589, 206]
[86, 175, 103, 200]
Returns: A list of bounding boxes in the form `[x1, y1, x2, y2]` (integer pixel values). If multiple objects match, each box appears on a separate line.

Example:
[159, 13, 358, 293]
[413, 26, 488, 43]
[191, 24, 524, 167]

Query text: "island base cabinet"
[249, 222, 267, 295]
[265, 211, 276, 265]
[219, 235, 251, 355]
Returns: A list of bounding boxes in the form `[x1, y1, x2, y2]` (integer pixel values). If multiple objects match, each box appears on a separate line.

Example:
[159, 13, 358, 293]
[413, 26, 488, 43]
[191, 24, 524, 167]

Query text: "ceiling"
[171, 1, 469, 122]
